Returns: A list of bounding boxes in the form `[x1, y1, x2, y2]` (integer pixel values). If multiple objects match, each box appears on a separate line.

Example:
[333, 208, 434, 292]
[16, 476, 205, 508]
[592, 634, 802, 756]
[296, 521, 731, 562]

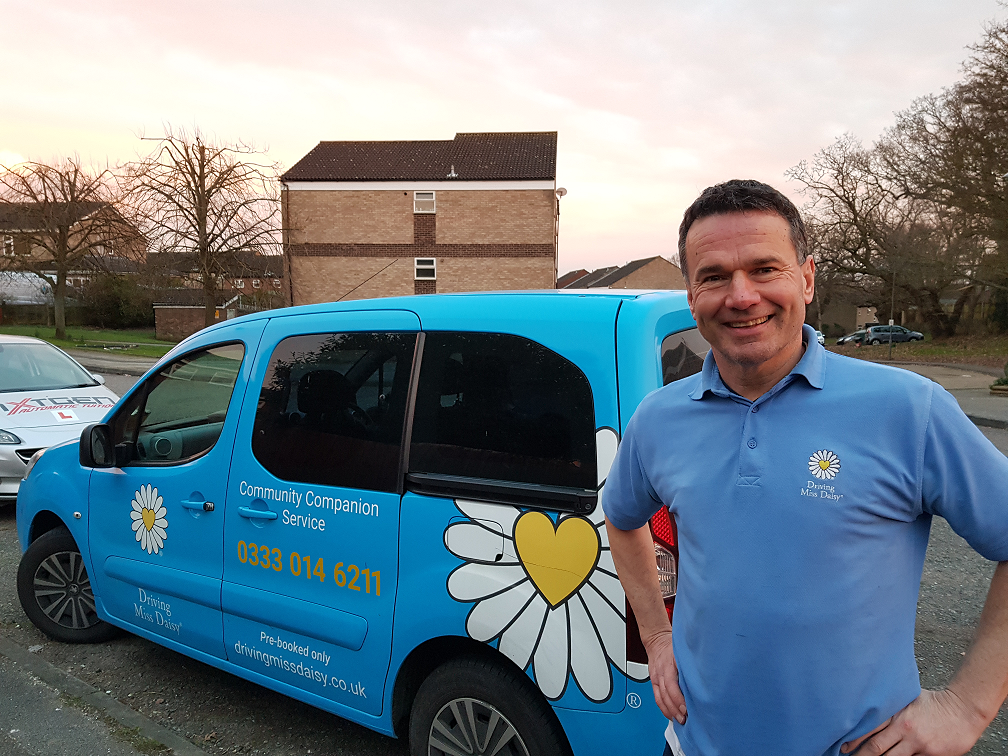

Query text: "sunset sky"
[0, 1, 1001, 273]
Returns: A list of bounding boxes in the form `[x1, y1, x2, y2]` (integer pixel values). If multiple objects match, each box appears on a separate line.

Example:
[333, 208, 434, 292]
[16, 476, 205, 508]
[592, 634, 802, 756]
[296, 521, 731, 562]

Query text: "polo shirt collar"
[689, 324, 826, 401]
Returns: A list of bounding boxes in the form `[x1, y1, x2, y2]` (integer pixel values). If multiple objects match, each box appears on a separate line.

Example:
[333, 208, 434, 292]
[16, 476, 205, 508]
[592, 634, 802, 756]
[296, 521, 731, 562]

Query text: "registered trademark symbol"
[627, 692, 642, 709]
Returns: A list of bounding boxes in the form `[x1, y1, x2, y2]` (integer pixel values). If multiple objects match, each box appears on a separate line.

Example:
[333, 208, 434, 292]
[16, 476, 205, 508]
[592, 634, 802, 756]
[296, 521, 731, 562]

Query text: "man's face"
[685, 211, 815, 374]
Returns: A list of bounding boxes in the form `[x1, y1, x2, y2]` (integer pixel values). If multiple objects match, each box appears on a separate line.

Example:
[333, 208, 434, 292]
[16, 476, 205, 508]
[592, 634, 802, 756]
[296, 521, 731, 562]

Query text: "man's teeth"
[728, 316, 770, 328]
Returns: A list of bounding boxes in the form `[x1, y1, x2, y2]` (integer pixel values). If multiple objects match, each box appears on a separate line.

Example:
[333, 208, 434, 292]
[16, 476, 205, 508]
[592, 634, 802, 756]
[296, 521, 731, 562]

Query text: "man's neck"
[715, 338, 807, 401]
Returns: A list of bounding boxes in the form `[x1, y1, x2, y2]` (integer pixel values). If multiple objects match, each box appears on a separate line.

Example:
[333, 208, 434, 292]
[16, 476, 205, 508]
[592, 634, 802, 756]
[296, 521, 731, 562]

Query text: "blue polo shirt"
[603, 325, 1008, 756]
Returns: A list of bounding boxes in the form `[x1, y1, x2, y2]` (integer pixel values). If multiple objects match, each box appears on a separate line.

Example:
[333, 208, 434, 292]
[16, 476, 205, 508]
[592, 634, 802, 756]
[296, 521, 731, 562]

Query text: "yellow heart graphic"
[819, 459, 831, 470]
[514, 512, 600, 608]
[142, 507, 156, 531]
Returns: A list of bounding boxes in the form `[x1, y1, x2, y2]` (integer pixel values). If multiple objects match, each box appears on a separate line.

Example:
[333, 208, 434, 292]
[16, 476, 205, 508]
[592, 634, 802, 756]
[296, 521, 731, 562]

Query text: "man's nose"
[724, 272, 760, 309]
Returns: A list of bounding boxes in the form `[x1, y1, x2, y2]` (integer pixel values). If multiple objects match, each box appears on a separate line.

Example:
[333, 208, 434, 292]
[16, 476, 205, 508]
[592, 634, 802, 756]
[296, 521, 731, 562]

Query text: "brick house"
[560, 256, 686, 290]
[280, 132, 558, 304]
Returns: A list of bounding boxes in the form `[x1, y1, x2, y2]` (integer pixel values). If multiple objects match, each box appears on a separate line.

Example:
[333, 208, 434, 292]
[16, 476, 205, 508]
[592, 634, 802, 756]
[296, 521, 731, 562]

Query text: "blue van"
[16, 290, 707, 756]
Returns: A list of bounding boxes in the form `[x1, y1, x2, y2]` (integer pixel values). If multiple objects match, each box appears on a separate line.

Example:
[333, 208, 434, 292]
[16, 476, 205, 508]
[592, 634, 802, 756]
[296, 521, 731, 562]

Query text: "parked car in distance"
[836, 330, 866, 346]
[16, 290, 705, 756]
[864, 325, 924, 345]
[815, 330, 825, 346]
[0, 335, 118, 507]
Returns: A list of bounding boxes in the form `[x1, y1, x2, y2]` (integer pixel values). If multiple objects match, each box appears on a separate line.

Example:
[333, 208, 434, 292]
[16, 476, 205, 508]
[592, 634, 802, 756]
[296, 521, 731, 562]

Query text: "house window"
[2, 236, 13, 256]
[273, 278, 281, 288]
[415, 258, 436, 280]
[252, 279, 261, 289]
[414, 191, 435, 214]
[234, 279, 245, 289]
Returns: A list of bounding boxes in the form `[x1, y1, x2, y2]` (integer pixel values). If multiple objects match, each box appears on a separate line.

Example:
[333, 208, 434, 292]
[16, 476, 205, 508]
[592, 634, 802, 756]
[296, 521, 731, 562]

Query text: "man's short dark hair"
[677, 179, 809, 284]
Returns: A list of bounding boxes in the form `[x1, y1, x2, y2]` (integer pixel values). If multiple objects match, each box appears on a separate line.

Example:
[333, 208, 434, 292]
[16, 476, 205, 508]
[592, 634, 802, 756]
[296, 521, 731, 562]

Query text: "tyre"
[870, 338, 881, 345]
[17, 527, 119, 643]
[409, 657, 571, 756]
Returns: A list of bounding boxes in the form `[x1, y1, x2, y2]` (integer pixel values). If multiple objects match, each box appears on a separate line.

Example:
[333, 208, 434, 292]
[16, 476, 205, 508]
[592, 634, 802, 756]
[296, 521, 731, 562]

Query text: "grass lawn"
[829, 333, 1008, 372]
[0, 325, 177, 358]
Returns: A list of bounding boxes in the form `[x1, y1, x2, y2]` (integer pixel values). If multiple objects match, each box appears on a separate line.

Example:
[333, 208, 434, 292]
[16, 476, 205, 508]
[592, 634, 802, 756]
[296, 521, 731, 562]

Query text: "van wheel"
[409, 657, 570, 756]
[17, 527, 118, 644]
[870, 338, 881, 345]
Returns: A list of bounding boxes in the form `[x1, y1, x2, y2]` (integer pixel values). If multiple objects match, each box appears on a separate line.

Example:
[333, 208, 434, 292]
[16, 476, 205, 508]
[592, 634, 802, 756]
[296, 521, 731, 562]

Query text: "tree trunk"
[204, 279, 217, 328]
[54, 265, 67, 340]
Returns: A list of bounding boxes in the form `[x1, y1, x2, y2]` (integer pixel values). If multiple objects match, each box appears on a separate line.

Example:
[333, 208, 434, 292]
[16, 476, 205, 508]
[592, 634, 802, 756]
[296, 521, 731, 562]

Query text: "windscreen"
[0, 342, 98, 393]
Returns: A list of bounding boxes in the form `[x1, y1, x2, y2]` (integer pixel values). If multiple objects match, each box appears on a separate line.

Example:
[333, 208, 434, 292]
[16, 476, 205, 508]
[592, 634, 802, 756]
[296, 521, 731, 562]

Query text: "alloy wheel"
[32, 550, 100, 630]
[428, 697, 531, 756]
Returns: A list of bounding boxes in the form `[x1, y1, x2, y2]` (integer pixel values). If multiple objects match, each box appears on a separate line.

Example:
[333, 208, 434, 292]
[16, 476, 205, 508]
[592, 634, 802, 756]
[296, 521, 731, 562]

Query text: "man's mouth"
[726, 315, 771, 328]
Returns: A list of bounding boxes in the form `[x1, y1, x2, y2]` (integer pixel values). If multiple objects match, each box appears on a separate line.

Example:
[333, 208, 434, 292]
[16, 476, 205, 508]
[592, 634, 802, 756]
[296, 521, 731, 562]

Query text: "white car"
[0, 335, 118, 506]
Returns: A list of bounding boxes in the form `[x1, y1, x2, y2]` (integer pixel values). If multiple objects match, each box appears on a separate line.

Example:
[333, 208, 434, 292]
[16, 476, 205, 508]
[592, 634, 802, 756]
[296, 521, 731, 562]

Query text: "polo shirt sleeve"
[922, 384, 1008, 562]
[602, 413, 665, 531]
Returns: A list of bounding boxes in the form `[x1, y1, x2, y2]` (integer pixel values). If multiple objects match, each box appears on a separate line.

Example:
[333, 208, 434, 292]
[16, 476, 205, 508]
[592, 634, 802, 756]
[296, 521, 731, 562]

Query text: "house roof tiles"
[282, 132, 557, 182]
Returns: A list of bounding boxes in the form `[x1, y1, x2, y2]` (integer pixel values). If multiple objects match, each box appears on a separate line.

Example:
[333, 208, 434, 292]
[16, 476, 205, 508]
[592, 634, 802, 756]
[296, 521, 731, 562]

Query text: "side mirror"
[91, 374, 106, 385]
[80, 423, 115, 468]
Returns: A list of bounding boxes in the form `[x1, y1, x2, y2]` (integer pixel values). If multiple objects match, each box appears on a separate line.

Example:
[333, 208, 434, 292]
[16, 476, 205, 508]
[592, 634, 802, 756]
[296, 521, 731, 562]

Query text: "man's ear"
[686, 284, 695, 319]
[802, 255, 815, 305]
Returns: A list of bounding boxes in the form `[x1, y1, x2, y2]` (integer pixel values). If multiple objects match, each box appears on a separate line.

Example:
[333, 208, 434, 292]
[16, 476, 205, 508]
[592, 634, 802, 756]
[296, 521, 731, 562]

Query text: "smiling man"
[603, 180, 1008, 756]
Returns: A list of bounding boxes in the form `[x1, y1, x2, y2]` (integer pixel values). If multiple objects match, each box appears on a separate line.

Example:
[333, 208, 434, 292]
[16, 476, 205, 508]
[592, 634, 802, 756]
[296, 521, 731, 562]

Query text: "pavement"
[882, 362, 1008, 430]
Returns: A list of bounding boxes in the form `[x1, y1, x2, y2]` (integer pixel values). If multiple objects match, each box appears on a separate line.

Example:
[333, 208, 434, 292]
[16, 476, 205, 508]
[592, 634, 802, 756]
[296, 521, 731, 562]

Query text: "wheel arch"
[389, 635, 572, 755]
[28, 509, 70, 544]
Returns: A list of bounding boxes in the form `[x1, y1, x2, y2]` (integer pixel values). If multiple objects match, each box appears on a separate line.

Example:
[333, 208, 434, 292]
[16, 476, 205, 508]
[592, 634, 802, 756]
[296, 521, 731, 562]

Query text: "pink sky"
[0, 0, 1001, 274]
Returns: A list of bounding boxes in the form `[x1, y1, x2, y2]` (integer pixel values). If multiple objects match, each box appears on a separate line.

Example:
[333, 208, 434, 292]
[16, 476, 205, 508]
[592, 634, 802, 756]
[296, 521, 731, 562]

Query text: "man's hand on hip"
[841, 689, 986, 756]
[644, 630, 687, 725]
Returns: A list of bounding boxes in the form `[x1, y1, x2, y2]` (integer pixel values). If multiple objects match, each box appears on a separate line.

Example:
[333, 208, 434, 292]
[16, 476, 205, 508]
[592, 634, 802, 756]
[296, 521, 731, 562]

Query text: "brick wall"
[436, 190, 555, 244]
[609, 259, 686, 289]
[155, 306, 220, 341]
[290, 256, 415, 304]
[436, 257, 554, 292]
[285, 190, 413, 244]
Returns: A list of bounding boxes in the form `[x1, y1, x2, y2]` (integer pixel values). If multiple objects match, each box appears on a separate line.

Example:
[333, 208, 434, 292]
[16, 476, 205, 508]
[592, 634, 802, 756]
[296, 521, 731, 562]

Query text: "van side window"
[661, 328, 710, 385]
[410, 332, 596, 490]
[252, 332, 416, 492]
[109, 343, 245, 464]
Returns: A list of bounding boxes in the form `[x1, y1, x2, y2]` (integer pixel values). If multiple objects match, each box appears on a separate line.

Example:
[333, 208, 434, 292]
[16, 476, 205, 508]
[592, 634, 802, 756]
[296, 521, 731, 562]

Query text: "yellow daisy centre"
[819, 459, 831, 470]
[142, 507, 156, 531]
[514, 512, 599, 608]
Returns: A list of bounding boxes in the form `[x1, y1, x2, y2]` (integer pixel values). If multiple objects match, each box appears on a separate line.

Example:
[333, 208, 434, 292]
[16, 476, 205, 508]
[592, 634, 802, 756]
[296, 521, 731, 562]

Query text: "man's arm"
[605, 517, 687, 725]
[845, 560, 1008, 755]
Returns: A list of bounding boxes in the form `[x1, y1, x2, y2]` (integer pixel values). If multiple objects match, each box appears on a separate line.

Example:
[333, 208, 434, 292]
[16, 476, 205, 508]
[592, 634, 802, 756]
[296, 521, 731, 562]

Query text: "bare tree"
[128, 127, 281, 327]
[0, 157, 140, 339]
[878, 17, 1008, 328]
[790, 135, 983, 336]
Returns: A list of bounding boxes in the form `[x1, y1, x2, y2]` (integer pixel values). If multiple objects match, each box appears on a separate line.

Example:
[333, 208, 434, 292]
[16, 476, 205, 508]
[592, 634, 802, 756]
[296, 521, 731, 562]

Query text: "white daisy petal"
[154, 518, 168, 529]
[533, 604, 570, 699]
[498, 593, 548, 672]
[134, 526, 143, 540]
[596, 549, 616, 575]
[152, 526, 167, 540]
[466, 580, 536, 642]
[445, 522, 507, 563]
[131, 500, 142, 513]
[155, 506, 167, 519]
[595, 427, 619, 487]
[583, 580, 627, 672]
[448, 563, 528, 602]
[569, 594, 613, 701]
[586, 568, 624, 607]
[455, 500, 521, 536]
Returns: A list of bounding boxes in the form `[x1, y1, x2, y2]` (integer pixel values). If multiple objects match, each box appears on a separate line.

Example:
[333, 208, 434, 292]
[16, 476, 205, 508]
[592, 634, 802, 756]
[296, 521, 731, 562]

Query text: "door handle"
[238, 507, 277, 520]
[181, 499, 215, 512]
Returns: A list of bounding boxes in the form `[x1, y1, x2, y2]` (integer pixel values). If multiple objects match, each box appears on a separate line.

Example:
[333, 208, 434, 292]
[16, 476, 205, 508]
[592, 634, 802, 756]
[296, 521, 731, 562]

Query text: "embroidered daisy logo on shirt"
[808, 450, 841, 480]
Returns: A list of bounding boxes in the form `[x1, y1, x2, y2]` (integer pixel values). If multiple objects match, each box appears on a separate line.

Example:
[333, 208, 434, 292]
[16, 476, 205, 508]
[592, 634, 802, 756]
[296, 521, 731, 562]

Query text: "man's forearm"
[948, 560, 1008, 725]
[605, 518, 670, 643]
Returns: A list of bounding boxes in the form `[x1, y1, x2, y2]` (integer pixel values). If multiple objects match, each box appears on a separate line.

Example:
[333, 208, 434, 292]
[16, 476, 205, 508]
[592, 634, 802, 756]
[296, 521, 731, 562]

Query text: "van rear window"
[409, 332, 596, 490]
[661, 328, 709, 385]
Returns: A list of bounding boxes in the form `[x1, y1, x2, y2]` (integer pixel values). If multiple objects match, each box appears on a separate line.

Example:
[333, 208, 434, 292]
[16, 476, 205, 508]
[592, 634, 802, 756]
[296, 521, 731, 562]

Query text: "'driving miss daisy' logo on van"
[131, 484, 168, 554]
[444, 499, 644, 704]
[808, 450, 841, 480]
